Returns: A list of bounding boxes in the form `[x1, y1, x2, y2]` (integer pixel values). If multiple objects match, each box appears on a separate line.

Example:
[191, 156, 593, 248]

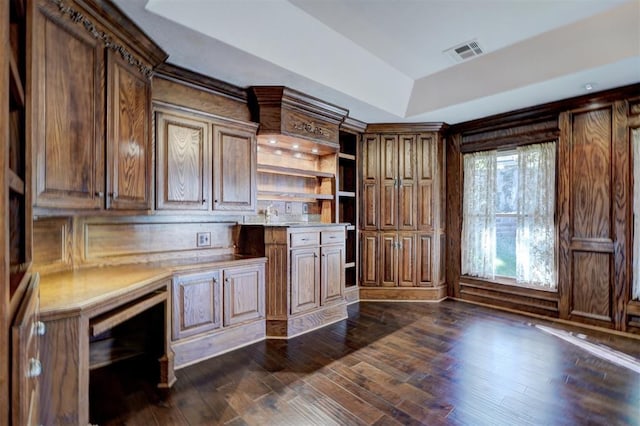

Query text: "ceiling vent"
[444, 40, 484, 63]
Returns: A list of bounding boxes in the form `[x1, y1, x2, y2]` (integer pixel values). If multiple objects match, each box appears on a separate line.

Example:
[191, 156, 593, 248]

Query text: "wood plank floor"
[89, 300, 640, 425]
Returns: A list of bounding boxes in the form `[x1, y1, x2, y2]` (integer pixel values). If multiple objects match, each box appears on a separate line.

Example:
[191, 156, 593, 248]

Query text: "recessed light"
[584, 82, 596, 91]
[311, 148, 318, 154]
[294, 153, 302, 158]
[269, 139, 277, 144]
[275, 149, 282, 155]
[292, 144, 299, 149]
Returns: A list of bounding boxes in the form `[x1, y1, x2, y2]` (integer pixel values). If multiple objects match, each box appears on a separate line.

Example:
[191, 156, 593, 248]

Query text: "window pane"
[496, 153, 518, 214]
[496, 215, 516, 277]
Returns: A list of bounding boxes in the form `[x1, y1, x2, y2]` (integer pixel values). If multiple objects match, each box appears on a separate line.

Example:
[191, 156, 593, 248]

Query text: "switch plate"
[302, 203, 309, 214]
[197, 232, 211, 247]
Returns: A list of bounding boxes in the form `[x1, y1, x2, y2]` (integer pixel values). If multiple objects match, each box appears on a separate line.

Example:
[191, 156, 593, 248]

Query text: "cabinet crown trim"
[50, 0, 162, 79]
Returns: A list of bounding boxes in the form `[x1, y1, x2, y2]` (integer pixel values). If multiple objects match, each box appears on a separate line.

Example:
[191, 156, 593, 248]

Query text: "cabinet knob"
[214, 199, 218, 203]
[27, 358, 42, 378]
[34, 321, 46, 336]
[95, 191, 104, 197]
[202, 199, 206, 204]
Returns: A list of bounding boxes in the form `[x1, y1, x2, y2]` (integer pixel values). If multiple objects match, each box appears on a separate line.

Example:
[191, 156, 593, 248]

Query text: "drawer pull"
[27, 358, 42, 378]
[301, 238, 308, 241]
[34, 321, 46, 336]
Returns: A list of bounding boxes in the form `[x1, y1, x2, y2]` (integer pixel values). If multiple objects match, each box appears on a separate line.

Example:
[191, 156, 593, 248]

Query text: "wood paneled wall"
[33, 216, 237, 273]
[446, 84, 640, 335]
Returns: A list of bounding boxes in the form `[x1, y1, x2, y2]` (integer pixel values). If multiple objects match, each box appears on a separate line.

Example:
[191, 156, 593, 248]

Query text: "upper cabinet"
[106, 51, 152, 210]
[29, 0, 167, 212]
[155, 105, 258, 213]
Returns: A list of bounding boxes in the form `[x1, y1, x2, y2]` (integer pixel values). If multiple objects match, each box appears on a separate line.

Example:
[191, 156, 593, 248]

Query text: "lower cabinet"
[360, 231, 446, 301]
[171, 260, 266, 368]
[12, 274, 42, 426]
[239, 225, 348, 339]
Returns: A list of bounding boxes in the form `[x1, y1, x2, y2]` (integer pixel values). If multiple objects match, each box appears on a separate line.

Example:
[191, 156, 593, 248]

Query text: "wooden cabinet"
[290, 248, 320, 314]
[239, 225, 348, 338]
[212, 124, 257, 212]
[360, 126, 446, 299]
[106, 51, 152, 210]
[155, 106, 258, 213]
[172, 270, 221, 340]
[30, 0, 166, 212]
[223, 264, 265, 326]
[321, 244, 345, 305]
[31, 0, 105, 210]
[170, 260, 266, 368]
[12, 274, 42, 426]
[156, 110, 210, 210]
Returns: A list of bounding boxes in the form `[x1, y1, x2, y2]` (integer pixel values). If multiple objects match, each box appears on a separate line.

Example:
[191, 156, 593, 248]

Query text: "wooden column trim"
[445, 133, 462, 298]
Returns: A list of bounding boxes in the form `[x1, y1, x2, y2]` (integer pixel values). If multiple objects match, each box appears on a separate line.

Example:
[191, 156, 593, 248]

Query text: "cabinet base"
[266, 302, 348, 339]
[172, 320, 266, 369]
[359, 286, 447, 301]
[344, 286, 360, 304]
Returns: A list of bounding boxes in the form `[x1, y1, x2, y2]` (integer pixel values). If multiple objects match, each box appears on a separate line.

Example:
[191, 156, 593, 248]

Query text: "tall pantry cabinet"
[360, 124, 447, 301]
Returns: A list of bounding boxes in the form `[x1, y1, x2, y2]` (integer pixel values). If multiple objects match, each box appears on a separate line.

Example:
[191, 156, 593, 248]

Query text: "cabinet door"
[360, 232, 379, 286]
[212, 125, 256, 212]
[12, 274, 40, 426]
[380, 135, 398, 230]
[32, 4, 105, 209]
[290, 248, 320, 314]
[398, 135, 417, 230]
[156, 111, 210, 210]
[106, 51, 151, 210]
[321, 245, 345, 305]
[380, 233, 398, 287]
[417, 134, 436, 231]
[361, 134, 379, 230]
[223, 264, 265, 327]
[417, 233, 433, 287]
[398, 233, 416, 287]
[172, 270, 221, 340]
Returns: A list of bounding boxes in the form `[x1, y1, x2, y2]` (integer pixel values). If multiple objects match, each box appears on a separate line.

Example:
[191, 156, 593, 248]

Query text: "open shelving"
[337, 128, 360, 290]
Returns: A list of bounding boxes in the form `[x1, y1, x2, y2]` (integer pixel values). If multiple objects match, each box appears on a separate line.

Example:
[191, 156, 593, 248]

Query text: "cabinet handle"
[301, 238, 308, 241]
[27, 358, 42, 378]
[95, 191, 104, 197]
[34, 321, 46, 336]
[214, 199, 218, 203]
[202, 199, 206, 204]
[225, 278, 230, 283]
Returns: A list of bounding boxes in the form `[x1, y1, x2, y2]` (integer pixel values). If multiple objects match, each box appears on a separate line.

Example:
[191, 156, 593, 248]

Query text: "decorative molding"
[291, 120, 328, 137]
[50, 0, 154, 79]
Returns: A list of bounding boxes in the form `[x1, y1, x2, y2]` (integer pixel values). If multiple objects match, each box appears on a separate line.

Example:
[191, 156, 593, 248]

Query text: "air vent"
[444, 39, 485, 63]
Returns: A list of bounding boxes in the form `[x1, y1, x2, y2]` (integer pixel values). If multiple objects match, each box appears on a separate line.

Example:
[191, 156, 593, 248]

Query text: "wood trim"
[365, 123, 447, 134]
[250, 86, 349, 123]
[445, 133, 462, 298]
[1, 0, 11, 421]
[90, 290, 167, 336]
[459, 129, 560, 153]
[448, 83, 640, 135]
[359, 286, 447, 301]
[155, 62, 248, 102]
[341, 116, 367, 133]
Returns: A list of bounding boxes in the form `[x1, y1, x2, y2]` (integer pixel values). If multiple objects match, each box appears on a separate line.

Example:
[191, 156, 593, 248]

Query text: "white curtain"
[633, 129, 640, 300]
[462, 150, 497, 279]
[516, 142, 557, 288]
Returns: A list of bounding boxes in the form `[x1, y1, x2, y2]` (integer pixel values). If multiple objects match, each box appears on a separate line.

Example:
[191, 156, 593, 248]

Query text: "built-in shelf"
[345, 262, 356, 269]
[8, 169, 24, 195]
[89, 337, 145, 370]
[338, 191, 355, 198]
[338, 152, 356, 161]
[257, 164, 334, 179]
[346, 225, 355, 231]
[9, 51, 24, 108]
[258, 190, 334, 201]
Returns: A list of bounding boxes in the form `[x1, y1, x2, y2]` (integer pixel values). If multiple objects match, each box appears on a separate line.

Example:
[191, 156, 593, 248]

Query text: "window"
[462, 142, 557, 289]
[632, 129, 640, 301]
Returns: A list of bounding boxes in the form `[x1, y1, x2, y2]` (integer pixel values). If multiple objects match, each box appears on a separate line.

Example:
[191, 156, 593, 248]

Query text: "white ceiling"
[113, 0, 640, 124]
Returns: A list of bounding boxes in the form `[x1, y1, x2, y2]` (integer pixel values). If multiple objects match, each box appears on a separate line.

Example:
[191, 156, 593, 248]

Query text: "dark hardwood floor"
[89, 300, 640, 425]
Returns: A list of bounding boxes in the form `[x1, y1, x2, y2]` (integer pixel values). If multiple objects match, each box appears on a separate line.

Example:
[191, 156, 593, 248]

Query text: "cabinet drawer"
[290, 232, 319, 248]
[321, 230, 345, 244]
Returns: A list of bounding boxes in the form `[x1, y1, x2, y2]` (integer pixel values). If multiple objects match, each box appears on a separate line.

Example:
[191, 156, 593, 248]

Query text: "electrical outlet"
[197, 232, 211, 247]
[285, 202, 292, 214]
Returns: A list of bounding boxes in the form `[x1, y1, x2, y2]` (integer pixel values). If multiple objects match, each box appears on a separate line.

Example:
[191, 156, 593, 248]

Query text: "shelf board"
[345, 262, 356, 269]
[258, 190, 334, 201]
[338, 190, 356, 198]
[338, 153, 356, 161]
[8, 169, 24, 195]
[9, 50, 25, 108]
[257, 164, 334, 179]
[89, 337, 146, 370]
[345, 225, 356, 231]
